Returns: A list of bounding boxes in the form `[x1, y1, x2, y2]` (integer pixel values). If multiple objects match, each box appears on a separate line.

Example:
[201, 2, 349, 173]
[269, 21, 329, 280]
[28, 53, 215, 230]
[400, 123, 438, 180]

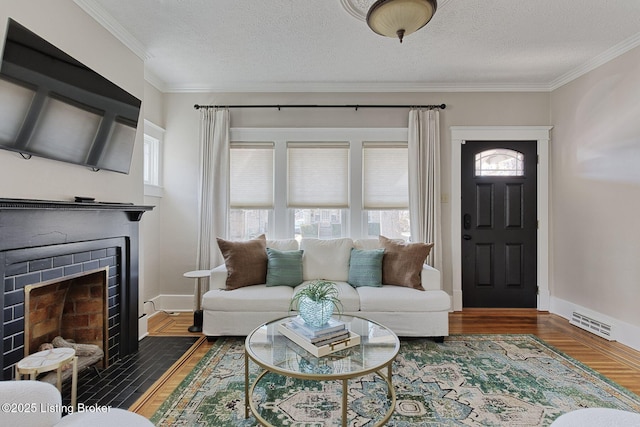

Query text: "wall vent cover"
[570, 311, 614, 341]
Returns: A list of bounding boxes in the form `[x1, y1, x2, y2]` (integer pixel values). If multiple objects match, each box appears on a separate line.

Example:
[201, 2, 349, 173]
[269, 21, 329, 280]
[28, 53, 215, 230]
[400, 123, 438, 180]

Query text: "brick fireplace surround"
[0, 198, 152, 380]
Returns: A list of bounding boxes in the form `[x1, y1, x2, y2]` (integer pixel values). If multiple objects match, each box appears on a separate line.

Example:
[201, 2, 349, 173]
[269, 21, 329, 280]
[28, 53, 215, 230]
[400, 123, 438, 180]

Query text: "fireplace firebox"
[25, 268, 109, 365]
[0, 198, 153, 380]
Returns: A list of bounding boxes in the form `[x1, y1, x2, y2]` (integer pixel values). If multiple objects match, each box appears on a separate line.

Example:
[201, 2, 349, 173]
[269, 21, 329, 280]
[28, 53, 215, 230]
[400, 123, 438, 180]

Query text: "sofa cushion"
[300, 238, 353, 281]
[266, 248, 304, 287]
[380, 235, 433, 290]
[348, 248, 384, 287]
[357, 286, 451, 312]
[202, 285, 294, 311]
[292, 281, 360, 312]
[216, 235, 267, 290]
[267, 239, 299, 251]
[353, 239, 381, 250]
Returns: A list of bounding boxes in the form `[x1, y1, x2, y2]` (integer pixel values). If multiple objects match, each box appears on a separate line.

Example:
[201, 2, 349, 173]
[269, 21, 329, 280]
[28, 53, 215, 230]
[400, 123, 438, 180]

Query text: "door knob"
[463, 234, 472, 240]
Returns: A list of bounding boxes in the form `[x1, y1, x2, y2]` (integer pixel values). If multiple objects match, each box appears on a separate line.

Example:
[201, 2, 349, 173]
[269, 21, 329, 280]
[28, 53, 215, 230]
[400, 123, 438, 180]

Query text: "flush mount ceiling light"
[366, 0, 437, 43]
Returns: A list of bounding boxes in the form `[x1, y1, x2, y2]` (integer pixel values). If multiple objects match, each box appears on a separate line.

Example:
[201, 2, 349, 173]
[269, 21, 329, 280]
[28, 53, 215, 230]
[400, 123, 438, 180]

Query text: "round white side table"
[183, 269, 211, 332]
[15, 347, 78, 410]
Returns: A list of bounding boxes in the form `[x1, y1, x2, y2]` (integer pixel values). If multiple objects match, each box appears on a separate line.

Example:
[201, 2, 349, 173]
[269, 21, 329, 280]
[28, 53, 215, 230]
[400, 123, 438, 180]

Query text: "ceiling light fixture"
[366, 0, 437, 43]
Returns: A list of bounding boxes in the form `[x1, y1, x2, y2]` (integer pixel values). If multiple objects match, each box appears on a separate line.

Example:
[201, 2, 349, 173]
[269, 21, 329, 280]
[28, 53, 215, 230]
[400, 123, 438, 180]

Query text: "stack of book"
[278, 316, 360, 357]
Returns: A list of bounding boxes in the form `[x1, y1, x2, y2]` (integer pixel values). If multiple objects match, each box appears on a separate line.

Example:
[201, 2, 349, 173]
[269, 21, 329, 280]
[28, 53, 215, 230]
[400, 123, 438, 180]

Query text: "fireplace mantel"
[0, 198, 154, 379]
[0, 198, 152, 221]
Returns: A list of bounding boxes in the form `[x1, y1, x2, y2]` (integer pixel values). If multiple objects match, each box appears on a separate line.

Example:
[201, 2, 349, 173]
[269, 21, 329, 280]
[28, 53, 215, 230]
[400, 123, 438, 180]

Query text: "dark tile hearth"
[61, 336, 198, 409]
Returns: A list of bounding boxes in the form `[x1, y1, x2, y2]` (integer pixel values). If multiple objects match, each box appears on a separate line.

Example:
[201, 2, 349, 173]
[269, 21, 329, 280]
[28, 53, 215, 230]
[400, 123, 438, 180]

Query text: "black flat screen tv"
[0, 18, 141, 174]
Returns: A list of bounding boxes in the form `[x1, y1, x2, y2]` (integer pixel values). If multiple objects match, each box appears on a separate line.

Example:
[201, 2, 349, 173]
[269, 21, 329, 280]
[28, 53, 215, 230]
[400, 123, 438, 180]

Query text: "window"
[143, 134, 159, 184]
[475, 149, 524, 176]
[287, 142, 350, 208]
[362, 142, 410, 240]
[143, 120, 164, 197]
[287, 142, 349, 240]
[228, 209, 270, 241]
[363, 142, 408, 209]
[366, 210, 410, 239]
[229, 142, 274, 240]
[229, 128, 409, 240]
[294, 208, 345, 240]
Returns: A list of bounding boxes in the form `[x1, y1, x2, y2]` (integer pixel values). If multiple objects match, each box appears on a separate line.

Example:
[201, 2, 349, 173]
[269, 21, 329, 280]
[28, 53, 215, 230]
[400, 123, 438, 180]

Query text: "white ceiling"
[75, 0, 640, 93]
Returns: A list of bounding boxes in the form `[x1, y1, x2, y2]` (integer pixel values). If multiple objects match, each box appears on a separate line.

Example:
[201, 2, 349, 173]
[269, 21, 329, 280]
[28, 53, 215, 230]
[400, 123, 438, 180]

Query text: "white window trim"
[230, 128, 408, 240]
[143, 119, 165, 197]
[450, 126, 552, 312]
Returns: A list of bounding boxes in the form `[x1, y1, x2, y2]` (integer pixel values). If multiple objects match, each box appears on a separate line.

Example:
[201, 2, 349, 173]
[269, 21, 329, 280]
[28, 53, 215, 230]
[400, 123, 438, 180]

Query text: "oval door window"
[474, 148, 525, 176]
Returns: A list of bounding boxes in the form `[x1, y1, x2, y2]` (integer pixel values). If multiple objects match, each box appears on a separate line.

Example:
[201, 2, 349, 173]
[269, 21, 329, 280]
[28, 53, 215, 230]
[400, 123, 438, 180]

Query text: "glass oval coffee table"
[244, 315, 400, 427]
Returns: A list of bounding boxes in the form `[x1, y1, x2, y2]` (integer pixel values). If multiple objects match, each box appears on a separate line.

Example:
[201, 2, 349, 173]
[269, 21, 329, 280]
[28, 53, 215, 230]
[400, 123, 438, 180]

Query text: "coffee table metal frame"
[244, 315, 400, 427]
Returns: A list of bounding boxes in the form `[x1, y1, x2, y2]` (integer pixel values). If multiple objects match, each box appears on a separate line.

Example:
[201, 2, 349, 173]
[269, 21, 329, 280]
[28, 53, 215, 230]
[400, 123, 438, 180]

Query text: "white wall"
[0, 0, 144, 203]
[158, 91, 550, 297]
[20, 2, 635, 348]
[550, 45, 640, 346]
[1, 0, 149, 317]
[139, 82, 165, 318]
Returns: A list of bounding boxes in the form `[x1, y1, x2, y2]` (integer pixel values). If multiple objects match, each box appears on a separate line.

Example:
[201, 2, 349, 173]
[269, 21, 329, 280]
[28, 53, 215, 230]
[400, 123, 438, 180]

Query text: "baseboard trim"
[144, 294, 194, 316]
[550, 296, 640, 351]
[144, 292, 640, 351]
[452, 290, 463, 311]
[138, 313, 148, 341]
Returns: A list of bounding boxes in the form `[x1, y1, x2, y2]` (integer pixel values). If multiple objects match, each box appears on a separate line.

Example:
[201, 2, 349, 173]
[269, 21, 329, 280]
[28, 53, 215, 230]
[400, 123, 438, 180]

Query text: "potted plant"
[289, 280, 343, 327]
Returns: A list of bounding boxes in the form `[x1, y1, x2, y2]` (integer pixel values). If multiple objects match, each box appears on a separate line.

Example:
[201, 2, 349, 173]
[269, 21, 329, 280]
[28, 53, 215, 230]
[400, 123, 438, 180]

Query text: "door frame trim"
[450, 126, 552, 311]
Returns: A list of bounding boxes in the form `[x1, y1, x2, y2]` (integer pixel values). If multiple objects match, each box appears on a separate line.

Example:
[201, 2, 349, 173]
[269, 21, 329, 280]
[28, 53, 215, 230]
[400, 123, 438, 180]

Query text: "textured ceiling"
[75, 0, 640, 92]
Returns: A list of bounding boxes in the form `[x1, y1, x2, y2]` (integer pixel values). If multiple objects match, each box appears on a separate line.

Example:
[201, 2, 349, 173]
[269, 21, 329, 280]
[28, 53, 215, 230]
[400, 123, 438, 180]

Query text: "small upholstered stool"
[0, 381, 154, 427]
[55, 408, 154, 426]
[0, 380, 63, 427]
[551, 408, 640, 426]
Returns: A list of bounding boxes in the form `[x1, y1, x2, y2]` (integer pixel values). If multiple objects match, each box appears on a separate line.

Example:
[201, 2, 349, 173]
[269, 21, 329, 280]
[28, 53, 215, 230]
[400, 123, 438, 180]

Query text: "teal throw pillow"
[266, 248, 304, 287]
[348, 248, 384, 287]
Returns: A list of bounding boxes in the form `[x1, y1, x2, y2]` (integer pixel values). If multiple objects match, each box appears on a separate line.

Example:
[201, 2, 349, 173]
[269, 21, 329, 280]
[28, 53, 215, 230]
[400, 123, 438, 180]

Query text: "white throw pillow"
[267, 239, 299, 251]
[353, 239, 381, 250]
[300, 238, 353, 281]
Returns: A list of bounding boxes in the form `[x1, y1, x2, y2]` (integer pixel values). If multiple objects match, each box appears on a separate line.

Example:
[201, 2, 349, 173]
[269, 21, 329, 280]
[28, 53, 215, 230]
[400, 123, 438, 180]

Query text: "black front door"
[461, 141, 537, 308]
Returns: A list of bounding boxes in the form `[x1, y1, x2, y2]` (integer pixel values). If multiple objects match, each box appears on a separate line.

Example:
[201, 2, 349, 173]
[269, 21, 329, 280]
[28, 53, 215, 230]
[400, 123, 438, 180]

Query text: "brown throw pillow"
[216, 234, 267, 290]
[379, 235, 434, 290]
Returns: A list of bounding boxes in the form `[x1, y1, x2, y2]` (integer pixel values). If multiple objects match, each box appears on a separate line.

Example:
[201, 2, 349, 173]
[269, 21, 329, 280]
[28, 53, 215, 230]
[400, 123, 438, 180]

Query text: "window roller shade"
[363, 142, 408, 209]
[230, 142, 274, 208]
[287, 142, 350, 208]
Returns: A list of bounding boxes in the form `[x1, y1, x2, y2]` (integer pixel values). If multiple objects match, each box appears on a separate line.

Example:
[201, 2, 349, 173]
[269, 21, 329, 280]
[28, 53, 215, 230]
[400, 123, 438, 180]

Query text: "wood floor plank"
[132, 309, 640, 417]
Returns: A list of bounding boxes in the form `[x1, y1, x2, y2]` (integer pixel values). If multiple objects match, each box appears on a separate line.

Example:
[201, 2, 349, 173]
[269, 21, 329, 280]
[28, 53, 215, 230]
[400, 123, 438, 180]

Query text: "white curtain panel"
[408, 109, 442, 271]
[197, 108, 230, 270]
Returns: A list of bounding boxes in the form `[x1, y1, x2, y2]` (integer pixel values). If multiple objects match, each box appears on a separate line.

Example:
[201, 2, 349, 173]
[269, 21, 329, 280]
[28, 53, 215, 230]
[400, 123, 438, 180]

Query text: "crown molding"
[76, 0, 640, 95]
[144, 68, 168, 92]
[549, 31, 640, 91]
[74, 0, 152, 61]
[161, 80, 552, 94]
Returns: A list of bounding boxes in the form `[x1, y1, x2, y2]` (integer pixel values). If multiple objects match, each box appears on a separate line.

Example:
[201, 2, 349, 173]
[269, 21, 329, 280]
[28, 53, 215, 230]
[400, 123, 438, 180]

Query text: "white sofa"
[202, 237, 451, 338]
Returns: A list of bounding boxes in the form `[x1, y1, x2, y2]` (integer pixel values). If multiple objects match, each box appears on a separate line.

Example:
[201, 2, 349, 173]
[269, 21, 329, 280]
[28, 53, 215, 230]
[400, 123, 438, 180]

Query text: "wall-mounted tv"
[0, 18, 141, 174]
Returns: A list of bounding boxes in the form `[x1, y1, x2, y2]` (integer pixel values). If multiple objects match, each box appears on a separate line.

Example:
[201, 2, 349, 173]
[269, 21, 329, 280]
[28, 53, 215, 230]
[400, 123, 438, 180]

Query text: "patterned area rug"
[151, 335, 640, 426]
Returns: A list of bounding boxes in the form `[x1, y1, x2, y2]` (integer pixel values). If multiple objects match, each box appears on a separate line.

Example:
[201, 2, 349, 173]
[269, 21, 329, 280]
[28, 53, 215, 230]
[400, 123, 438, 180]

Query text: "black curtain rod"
[193, 103, 446, 111]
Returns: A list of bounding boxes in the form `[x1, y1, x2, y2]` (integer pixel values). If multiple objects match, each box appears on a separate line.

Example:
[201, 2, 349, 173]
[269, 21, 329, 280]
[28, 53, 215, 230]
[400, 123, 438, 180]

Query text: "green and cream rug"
[151, 335, 640, 426]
